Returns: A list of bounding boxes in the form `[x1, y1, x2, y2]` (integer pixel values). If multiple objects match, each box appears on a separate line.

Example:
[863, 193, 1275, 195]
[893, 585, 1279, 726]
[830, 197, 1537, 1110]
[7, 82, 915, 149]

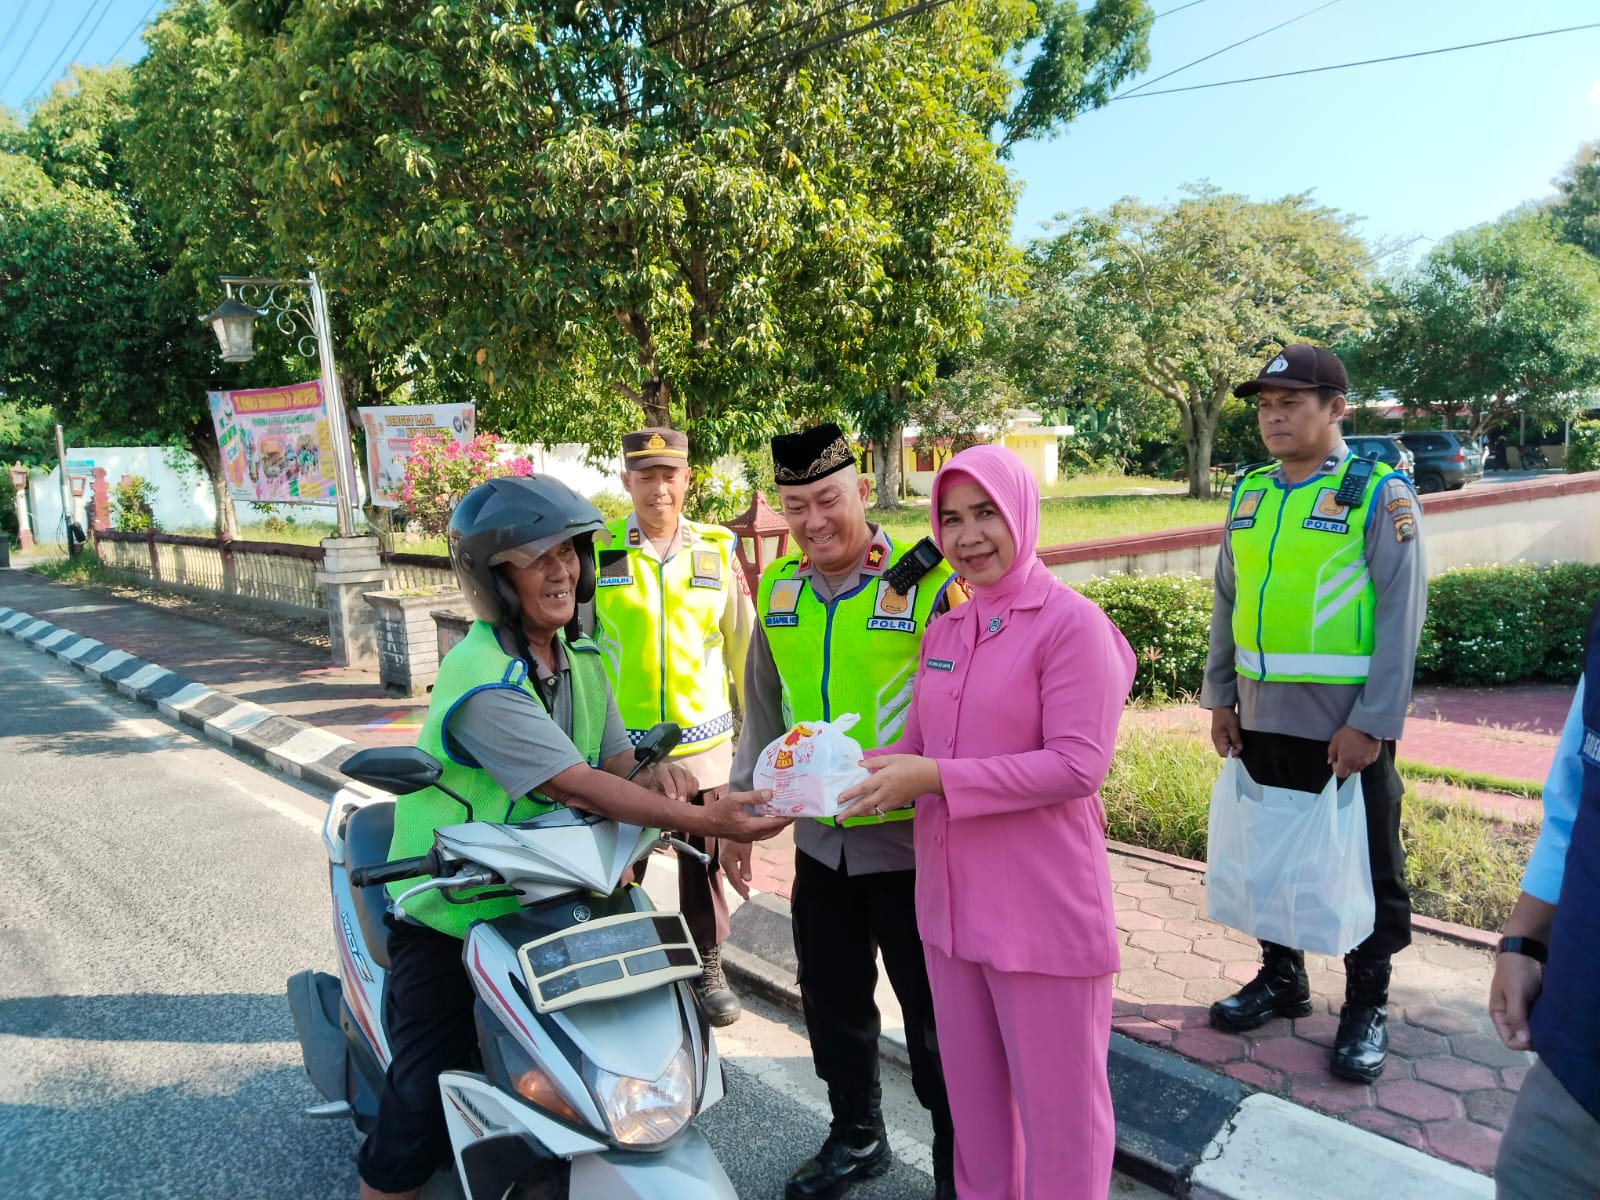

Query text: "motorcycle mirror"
[632, 722, 682, 766]
[340, 747, 443, 795]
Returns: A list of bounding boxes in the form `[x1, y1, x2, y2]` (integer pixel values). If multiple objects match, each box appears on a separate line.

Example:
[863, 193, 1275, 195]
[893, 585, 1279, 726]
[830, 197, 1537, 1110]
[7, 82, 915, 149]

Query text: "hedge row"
[1074, 561, 1600, 700]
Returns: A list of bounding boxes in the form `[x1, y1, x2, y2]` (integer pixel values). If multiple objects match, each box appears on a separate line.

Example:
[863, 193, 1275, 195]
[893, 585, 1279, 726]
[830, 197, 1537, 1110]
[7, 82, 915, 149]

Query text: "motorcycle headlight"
[584, 1041, 697, 1146]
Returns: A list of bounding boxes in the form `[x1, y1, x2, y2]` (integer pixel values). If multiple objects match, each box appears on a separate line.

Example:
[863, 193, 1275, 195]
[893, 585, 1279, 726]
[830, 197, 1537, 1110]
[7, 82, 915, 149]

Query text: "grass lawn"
[872, 490, 1226, 548]
[1102, 727, 1535, 932]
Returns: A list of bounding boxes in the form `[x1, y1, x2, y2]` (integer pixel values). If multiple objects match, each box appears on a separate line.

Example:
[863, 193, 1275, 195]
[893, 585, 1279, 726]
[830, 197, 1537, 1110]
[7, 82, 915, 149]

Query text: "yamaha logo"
[572, 904, 592, 923]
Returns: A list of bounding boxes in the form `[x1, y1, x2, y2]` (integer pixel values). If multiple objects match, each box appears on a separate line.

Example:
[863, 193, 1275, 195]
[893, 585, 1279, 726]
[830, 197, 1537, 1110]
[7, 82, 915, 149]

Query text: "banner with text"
[357, 403, 477, 507]
[208, 381, 341, 504]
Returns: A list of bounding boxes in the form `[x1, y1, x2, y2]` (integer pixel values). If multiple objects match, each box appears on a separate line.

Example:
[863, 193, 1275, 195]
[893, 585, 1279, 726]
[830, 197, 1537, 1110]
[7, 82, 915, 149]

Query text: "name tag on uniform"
[925, 657, 955, 672]
[1582, 726, 1600, 768]
[596, 573, 633, 587]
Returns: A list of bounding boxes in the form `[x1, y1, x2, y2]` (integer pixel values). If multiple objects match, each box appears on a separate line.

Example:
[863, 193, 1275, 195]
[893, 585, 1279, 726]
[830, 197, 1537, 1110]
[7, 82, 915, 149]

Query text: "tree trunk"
[1184, 410, 1216, 499]
[187, 430, 239, 538]
[872, 424, 904, 511]
[640, 377, 671, 428]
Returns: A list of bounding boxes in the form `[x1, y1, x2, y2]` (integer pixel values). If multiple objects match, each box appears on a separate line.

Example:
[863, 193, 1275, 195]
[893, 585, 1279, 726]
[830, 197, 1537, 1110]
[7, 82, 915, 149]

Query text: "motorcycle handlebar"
[350, 853, 435, 888]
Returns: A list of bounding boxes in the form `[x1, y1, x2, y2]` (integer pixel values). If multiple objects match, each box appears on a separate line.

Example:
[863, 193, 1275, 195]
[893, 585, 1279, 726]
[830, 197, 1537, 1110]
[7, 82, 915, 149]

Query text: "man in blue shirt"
[1489, 601, 1600, 1199]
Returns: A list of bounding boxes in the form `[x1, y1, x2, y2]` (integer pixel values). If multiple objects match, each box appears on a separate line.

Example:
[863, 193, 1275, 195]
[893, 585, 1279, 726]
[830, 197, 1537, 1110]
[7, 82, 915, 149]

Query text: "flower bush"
[1075, 572, 1214, 702]
[396, 433, 534, 537]
[1419, 562, 1600, 684]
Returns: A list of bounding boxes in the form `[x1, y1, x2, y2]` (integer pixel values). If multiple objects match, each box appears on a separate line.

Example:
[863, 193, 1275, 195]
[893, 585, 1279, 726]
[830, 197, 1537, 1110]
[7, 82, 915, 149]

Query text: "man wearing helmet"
[357, 475, 787, 1200]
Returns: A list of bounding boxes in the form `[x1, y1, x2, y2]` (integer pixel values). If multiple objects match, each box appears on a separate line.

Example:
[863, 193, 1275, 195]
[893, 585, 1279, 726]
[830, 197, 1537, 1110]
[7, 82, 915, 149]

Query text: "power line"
[1154, 0, 1211, 17]
[0, 1, 39, 64]
[648, 0, 772, 48]
[1118, 0, 1341, 98]
[696, 0, 864, 77]
[25, 0, 117, 104]
[1113, 20, 1600, 100]
[110, 0, 163, 63]
[0, 1, 51, 94]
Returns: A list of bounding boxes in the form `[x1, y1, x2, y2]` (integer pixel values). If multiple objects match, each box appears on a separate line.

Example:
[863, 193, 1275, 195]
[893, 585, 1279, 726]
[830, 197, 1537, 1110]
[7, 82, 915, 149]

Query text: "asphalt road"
[0, 638, 1160, 1200]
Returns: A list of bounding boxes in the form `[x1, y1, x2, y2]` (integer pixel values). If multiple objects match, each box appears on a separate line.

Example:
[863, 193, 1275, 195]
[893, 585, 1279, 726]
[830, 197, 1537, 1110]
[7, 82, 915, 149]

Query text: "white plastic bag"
[1204, 754, 1375, 956]
[749, 714, 870, 819]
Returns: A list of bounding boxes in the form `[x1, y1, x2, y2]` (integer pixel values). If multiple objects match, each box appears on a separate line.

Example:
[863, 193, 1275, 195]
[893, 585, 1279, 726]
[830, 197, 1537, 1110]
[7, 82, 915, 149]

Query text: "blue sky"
[4, 1, 1599, 263]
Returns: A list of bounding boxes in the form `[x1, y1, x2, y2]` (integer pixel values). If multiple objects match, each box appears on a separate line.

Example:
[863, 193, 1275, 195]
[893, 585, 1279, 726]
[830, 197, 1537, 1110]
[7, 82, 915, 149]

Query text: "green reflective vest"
[756, 540, 953, 827]
[590, 516, 739, 755]
[1228, 454, 1396, 685]
[386, 619, 608, 937]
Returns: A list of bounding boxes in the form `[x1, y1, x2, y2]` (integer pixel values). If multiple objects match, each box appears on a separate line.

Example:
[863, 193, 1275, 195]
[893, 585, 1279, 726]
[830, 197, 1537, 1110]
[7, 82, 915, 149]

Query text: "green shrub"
[111, 475, 159, 533]
[1420, 564, 1546, 684]
[585, 490, 634, 522]
[1539, 562, 1600, 679]
[1567, 419, 1600, 475]
[1076, 572, 1214, 702]
[1, 471, 16, 544]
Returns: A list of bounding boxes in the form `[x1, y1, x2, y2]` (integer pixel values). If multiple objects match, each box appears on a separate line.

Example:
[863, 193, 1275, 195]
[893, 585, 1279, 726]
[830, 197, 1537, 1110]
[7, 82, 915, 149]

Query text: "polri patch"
[764, 577, 806, 626]
[690, 550, 722, 589]
[1392, 512, 1417, 542]
[866, 580, 918, 632]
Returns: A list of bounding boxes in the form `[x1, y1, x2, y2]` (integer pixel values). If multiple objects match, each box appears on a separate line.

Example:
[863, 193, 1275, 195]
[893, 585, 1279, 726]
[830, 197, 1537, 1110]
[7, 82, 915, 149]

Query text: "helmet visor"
[487, 532, 578, 570]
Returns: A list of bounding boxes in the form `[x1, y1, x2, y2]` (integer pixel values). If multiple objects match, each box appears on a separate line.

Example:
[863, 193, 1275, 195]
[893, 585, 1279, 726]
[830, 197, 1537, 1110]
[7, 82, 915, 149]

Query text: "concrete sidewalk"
[0, 570, 1543, 1197]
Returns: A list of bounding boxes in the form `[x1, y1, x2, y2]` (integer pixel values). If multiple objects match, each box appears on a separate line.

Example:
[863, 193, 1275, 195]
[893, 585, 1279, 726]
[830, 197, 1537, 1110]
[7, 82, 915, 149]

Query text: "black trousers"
[356, 919, 477, 1194]
[790, 849, 950, 1121]
[1240, 728, 1412, 959]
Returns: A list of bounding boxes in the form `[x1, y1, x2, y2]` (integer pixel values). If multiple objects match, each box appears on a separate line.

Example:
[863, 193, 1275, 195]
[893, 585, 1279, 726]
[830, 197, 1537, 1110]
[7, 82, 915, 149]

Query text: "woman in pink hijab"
[838, 444, 1135, 1200]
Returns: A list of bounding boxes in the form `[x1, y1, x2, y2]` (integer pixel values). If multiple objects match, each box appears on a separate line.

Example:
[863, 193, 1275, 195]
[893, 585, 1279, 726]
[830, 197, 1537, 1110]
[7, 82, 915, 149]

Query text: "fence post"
[90, 468, 110, 531]
[220, 537, 237, 597]
[10, 463, 33, 550]
[316, 535, 390, 668]
[146, 529, 160, 582]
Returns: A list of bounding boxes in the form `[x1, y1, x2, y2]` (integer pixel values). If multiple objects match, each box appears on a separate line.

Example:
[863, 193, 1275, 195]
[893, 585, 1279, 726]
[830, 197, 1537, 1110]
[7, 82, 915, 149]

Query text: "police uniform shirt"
[1200, 445, 1428, 742]
[445, 627, 634, 803]
[730, 524, 955, 876]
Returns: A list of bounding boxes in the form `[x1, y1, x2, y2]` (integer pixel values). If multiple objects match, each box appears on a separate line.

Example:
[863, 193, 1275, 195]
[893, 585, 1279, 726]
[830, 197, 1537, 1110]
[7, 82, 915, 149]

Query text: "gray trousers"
[1496, 1057, 1600, 1200]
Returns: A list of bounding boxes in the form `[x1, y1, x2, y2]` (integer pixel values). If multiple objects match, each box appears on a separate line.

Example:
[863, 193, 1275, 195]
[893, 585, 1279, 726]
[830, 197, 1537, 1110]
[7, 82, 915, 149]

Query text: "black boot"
[1209, 942, 1314, 1031]
[1332, 955, 1391, 1081]
[932, 1108, 955, 1200]
[786, 1088, 891, 1200]
[693, 943, 741, 1027]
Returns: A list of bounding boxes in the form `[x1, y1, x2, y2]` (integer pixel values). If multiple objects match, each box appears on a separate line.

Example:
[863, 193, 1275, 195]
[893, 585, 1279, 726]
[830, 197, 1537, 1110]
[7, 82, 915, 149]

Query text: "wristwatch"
[1496, 936, 1548, 963]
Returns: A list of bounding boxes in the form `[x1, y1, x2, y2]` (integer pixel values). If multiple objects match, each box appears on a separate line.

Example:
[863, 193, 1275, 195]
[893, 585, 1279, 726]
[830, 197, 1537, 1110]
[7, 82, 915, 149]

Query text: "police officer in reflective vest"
[730, 423, 962, 1200]
[1201, 344, 1427, 1082]
[1490, 599, 1600, 1198]
[587, 427, 755, 1026]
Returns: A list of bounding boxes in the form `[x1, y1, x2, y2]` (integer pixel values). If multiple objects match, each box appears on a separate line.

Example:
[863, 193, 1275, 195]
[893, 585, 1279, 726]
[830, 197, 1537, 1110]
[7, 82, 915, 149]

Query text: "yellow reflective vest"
[756, 539, 955, 827]
[1228, 454, 1397, 685]
[590, 516, 744, 756]
[387, 619, 608, 938]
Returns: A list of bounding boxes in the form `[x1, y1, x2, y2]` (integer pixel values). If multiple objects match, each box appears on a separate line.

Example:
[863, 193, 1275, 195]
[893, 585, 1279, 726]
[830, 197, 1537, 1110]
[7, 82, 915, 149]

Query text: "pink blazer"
[877, 561, 1136, 977]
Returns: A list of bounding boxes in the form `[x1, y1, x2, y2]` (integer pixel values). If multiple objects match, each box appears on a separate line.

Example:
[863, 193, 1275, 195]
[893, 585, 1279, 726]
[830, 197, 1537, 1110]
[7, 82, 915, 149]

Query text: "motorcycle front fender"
[567, 1128, 737, 1200]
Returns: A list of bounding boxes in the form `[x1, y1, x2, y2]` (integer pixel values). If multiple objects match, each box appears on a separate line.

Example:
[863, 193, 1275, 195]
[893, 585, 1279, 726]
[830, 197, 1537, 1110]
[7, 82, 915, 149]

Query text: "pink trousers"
[924, 947, 1115, 1200]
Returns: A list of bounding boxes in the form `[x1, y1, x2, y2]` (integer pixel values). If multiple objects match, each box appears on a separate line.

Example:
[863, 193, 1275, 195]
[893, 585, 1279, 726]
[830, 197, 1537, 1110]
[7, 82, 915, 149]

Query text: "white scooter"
[286, 724, 739, 1199]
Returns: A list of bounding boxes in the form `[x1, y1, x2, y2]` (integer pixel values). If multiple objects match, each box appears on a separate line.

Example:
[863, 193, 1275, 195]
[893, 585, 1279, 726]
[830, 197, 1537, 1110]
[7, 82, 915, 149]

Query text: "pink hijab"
[930, 444, 1050, 616]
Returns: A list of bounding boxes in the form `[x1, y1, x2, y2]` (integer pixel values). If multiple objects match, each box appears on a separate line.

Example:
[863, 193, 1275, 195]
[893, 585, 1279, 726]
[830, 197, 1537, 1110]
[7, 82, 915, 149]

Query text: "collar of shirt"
[1270, 442, 1350, 485]
[793, 524, 894, 585]
[623, 512, 692, 562]
[493, 625, 567, 688]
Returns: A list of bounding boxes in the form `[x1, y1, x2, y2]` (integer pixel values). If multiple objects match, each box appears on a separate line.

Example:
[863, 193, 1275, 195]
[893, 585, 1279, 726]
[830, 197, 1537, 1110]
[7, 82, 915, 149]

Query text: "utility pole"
[54, 424, 78, 558]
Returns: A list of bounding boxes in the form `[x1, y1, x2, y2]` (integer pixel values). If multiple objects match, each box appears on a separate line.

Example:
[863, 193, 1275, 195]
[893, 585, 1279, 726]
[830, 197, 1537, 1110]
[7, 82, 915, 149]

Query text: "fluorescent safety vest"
[1228, 453, 1398, 685]
[386, 619, 608, 937]
[756, 539, 953, 827]
[590, 516, 741, 754]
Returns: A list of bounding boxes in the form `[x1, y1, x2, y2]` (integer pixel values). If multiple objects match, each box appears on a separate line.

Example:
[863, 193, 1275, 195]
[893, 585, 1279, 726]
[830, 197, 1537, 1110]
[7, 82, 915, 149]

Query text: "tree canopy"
[1049, 186, 1374, 497]
[1344, 214, 1600, 440]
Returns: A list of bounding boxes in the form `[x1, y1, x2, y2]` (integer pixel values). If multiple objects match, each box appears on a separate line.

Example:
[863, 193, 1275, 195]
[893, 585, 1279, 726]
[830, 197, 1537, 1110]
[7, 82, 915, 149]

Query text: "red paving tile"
[1462, 1088, 1517, 1131]
[1290, 1073, 1374, 1114]
[1376, 1080, 1465, 1122]
[1223, 1061, 1286, 1093]
[1253, 1036, 1331, 1074]
[1171, 1028, 1248, 1064]
[1348, 1108, 1429, 1152]
[1423, 1119, 1502, 1174]
[1414, 1059, 1499, 1092]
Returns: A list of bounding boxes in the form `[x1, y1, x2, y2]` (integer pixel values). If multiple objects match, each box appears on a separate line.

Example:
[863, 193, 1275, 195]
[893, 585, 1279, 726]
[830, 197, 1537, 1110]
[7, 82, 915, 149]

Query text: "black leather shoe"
[786, 1115, 890, 1200]
[693, 944, 742, 1027]
[1332, 956, 1391, 1081]
[1209, 943, 1313, 1031]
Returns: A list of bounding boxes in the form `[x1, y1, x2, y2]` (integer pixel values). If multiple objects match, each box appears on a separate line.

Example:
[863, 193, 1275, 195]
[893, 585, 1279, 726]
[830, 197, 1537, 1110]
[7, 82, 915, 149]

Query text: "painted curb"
[0, 603, 362, 795]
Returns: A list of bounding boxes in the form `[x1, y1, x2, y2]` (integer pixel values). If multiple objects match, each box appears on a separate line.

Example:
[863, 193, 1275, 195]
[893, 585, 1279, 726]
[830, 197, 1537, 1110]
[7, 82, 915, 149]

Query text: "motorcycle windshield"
[435, 818, 659, 901]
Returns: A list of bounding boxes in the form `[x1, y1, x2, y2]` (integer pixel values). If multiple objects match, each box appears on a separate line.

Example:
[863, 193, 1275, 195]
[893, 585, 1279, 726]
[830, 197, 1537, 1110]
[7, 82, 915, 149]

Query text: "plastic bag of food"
[749, 714, 870, 818]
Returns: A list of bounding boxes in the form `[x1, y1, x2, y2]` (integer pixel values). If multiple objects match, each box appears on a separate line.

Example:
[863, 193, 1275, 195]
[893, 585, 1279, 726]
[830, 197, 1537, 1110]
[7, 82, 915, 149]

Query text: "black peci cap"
[771, 422, 856, 485]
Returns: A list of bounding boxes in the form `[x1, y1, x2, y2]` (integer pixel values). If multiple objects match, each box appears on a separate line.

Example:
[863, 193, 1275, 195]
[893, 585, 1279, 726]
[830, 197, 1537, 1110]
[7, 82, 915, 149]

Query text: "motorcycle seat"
[344, 800, 396, 970]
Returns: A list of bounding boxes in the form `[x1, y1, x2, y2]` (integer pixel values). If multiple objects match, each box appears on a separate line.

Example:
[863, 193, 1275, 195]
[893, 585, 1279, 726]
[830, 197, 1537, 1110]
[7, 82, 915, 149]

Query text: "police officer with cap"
[1201, 344, 1428, 1082]
[588, 426, 756, 1026]
[731, 422, 962, 1200]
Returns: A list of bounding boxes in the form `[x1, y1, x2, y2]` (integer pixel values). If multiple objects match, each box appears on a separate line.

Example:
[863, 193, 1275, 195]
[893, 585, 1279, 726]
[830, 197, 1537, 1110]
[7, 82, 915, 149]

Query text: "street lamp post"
[201, 269, 358, 537]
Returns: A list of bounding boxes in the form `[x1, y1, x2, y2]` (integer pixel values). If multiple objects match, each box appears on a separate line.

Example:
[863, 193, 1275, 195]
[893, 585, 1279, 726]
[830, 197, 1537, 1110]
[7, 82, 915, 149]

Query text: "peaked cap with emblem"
[771, 422, 856, 485]
[1234, 343, 1348, 398]
[621, 427, 690, 470]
